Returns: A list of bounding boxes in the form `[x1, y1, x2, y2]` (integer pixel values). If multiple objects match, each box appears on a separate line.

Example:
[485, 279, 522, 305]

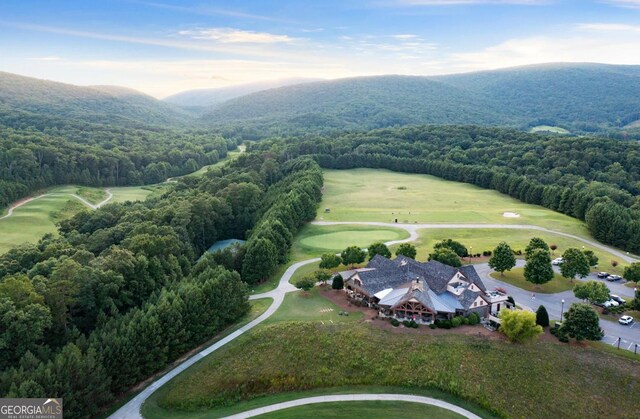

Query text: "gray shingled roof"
[460, 265, 487, 292]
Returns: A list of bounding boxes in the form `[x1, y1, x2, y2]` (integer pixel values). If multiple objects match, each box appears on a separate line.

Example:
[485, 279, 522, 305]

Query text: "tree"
[428, 248, 461, 267]
[499, 309, 543, 343]
[560, 248, 590, 281]
[573, 281, 610, 305]
[395, 243, 417, 259]
[611, 260, 619, 268]
[314, 269, 332, 285]
[319, 253, 342, 270]
[489, 242, 516, 275]
[550, 244, 558, 254]
[525, 237, 549, 259]
[241, 238, 278, 284]
[536, 305, 550, 327]
[559, 303, 603, 341]
[433, 239, 468, 257]
[340, 246, 366, 267]
[367, 242, 391, 260]
[623, 262, 640, 283]
[582, 250, 598, 267]
[524, 248, 554, 286]
[295, 276, 316, 293]
[332, 274, 344, 290]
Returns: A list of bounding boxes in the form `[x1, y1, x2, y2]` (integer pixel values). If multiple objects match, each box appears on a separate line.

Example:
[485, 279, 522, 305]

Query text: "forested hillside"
[202, 63, 640, 136]
[0, 72, 191, 128]
[0, 151, 322, 417]
[254, 125, 640, 254]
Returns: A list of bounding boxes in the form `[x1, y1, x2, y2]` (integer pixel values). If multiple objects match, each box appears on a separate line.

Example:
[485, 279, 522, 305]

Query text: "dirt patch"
[319, 286, 378, 321]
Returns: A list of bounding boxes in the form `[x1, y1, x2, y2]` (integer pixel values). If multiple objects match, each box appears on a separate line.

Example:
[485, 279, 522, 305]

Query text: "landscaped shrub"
[482, 250, 492, 257]
[462, 317, 470, 325]
[390, 318, 399, 327]
[451, 316, 464, 327]
[402, 320, 411, 327]
[429, 323, 437, 329]
[467, 312, 481, 325]
[436, 319, 452, 329]
[408, 320, 419, 328]
[507, 296, 515, 306]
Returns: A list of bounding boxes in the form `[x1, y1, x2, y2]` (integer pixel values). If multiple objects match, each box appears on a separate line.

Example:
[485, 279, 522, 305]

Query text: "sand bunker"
[503, 212, 520, 218]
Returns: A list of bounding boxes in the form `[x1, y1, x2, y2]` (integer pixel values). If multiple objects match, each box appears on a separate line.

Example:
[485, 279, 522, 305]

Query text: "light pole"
[469, 246, 473, 263]
[560, 299, 565, 323]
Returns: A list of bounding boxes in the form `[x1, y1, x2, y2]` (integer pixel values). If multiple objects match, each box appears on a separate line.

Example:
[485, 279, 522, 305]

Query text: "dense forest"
[252, 125, 640, 254]
[0, 151, 322, 417]
[202, 63, 640, 136]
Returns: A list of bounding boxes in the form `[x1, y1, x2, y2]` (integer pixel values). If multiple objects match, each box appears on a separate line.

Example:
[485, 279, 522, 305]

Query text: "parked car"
[610, 295, 626, 305]
[603, 300, 620, 308]
[597, 272, 609, 278]
[606, 274, 622, 281]
[552, 257, 564, 265]
[619, 315, 634, 325]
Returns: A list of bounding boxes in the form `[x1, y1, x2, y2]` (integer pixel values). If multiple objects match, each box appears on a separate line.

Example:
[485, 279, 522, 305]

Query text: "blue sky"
[1, 0, 640, 97]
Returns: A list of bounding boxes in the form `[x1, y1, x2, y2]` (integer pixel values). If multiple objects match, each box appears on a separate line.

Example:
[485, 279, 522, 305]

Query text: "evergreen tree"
[331, 274, 344, 290]
[524, 248, 554, 285]
[489, 242, 516, 275]
[535, 305, 550, 327]
[241, 238, 278, 284]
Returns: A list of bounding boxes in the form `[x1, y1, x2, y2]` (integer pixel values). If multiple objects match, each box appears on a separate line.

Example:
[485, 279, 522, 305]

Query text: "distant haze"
[163, 78, 322, 108]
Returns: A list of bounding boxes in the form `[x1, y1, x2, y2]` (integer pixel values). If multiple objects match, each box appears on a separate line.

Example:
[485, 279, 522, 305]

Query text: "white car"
[619, 315, 634, 325]
[603, 300, 620, 308]
[552, 257, 564, 265]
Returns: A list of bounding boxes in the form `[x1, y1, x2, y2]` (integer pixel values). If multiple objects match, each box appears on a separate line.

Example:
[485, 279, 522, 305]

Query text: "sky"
[1, 0, 640, 98]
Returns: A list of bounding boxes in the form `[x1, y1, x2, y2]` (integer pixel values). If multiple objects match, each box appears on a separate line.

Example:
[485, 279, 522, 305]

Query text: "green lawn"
[148, 322, 640, 419]
[292, 224, 409, 261]
[0, 184, 158, 254]
[265, 287, 362, 324]
[529, 125, 570, 134]
[257, 400, 463, 418]
[489, 268, 572, 293]
[319, 169, 589, 237]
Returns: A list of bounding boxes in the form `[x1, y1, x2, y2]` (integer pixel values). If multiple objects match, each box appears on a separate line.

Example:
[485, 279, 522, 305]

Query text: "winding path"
[221, 394, 481, 419]
[110, 220, 640, 419]
[312, 221, 640, 263]
[0, 188, 113, 220]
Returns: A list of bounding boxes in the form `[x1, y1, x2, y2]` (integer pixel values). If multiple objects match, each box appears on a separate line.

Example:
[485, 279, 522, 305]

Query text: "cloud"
[177, 28, 298, 44]
[135, 1, 291, 22]
[392, 34, 419, 39]
[28, 56, 63, 61]
[578, 23, 640, 33]
[602, 0, 640, 8]
[394, 0, 549, 5]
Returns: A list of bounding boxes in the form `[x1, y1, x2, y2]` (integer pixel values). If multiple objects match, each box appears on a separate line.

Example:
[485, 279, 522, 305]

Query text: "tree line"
[253, 125, 640, 254]
[0, 149, 323, 417]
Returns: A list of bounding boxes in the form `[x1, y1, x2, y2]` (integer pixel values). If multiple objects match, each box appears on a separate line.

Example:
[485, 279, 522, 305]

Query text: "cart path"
[312, 221, 640, 263]
[0, 189, 113, 220]
[110, 220, 639, 418]
[222, 394, 481, 419]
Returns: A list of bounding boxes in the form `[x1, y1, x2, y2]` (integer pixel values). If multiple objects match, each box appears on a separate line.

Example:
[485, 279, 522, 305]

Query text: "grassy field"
[257, 400, 463, 418]
[265, 287, 362, 324]
[148, 322, 640, 419]
[529, 125, 571, 134]
[489, 268, 572, 293]
[403, 228, 628, 273]
[0, 185, 159, 254]
[292, 224, 409, 261]
[319, 169, 590, 237]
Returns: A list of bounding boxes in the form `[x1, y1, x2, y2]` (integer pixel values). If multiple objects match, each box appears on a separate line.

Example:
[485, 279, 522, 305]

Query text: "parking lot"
[602, 331, 640, 353]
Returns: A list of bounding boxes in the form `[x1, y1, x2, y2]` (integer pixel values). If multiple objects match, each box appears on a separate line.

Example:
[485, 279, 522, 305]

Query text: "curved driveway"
[222, 394, 481, 419]
[110, 220, 639, 418]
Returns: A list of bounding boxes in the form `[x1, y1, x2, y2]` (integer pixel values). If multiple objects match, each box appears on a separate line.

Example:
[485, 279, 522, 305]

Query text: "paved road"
[477, 260, 640, 352]
[222, 394, 482, 419]
[110, 221, 640, 418]
[0, 189, 113, 220]
[312, 221, 640, 263]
